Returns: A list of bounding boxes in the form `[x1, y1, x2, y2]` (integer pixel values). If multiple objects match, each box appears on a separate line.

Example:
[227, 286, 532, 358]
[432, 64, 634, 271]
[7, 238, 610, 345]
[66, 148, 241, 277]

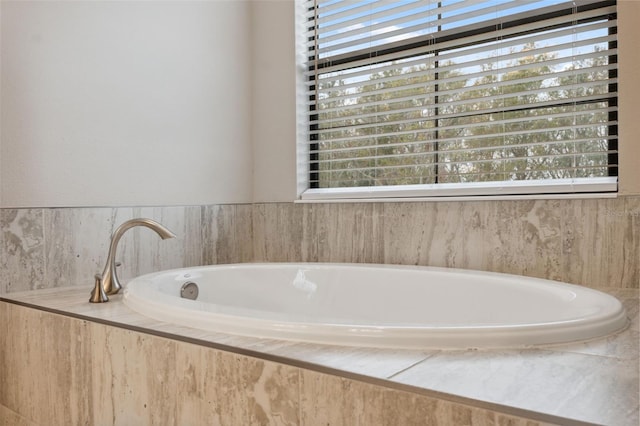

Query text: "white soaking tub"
[123, 263, 627, 349]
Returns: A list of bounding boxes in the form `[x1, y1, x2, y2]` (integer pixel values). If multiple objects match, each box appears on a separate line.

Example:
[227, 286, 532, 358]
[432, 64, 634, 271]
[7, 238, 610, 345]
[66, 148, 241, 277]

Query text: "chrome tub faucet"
[90, 218, 176, 303]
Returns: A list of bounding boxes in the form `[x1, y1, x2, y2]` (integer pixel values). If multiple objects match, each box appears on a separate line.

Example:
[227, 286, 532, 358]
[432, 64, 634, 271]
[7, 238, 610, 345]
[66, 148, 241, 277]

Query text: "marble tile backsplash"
[0, 210, 45, 294]
[1, 195, 638, 294]
[0, 205, 253, 293]
[253, 196, 639, 289]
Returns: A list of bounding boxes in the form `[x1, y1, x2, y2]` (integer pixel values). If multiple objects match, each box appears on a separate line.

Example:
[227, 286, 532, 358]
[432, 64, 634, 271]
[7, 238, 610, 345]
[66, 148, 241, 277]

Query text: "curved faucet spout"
[91, 218, 176, 302]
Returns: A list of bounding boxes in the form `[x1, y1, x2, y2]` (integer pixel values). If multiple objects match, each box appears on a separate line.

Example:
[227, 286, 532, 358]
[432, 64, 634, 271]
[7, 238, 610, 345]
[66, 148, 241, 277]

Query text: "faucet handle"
[89, 274, 109, 303]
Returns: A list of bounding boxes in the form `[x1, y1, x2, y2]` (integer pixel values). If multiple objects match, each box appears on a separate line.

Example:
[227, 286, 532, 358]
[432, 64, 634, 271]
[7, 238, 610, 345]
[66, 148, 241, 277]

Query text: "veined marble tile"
[201, 203, 254, 265]
[390, 348, 639, 426]
[247, 340, 438, 379]
[253, 203, 313, 262]
[484, 199, 562, 281]
[43, 206, 208, 288]
[628, 302, 639, 332]
[0, 303, 93, 425]
[378, 199, 465, 273]
[561, 197, 630, 288]
[383, 202, 438, 266]
[460, 201, 490, 271]
[233, 203, 255, 263]
[90, 320, 299, 426]
[43, 207, 121, 289]
[623, 196, 640, 289]
[4, 197, 638, 294]
[299, 369, 385, 425]
[127, 206, 203, 278]
[590, 197, 629, 287]
[381, 387, 556, 426]
[299, 369, 553, 426]
[201, 204, 223, 265]
[383, 199, 565, 278]
[2, 301, 301, 425]
[425, 201, 467, 268]
[0, 404, 37, 426]
[313, 202, 384, 264]
[90, 322, 179, 425]
[545, 327, 639, 360]
[0, 209, 45, 292]
[4, 285, 638, 425]
[206, 350, 299, 425]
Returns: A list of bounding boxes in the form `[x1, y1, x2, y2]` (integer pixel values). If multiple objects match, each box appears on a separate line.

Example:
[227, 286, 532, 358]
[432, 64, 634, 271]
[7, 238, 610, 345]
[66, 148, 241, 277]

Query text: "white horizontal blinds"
[305, 0, 618, 192]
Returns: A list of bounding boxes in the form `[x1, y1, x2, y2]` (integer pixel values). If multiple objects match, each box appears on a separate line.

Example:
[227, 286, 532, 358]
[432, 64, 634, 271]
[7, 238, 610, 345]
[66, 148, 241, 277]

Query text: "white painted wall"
[1, 1, 636, 206]
[250, 0, 297, 202]
[0, 0, 254, 207]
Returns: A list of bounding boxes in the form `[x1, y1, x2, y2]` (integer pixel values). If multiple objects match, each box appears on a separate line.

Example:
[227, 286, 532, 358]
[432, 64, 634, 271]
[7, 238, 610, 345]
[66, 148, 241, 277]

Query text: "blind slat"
[312, 146, 618, 169]
[310, 32, 617, 95]
[314, 61, 616, 112]
[311, 0, 525, 48]
[314, 0, 552, 57]
[311, 130, 619, 159]
[312, 80, 617, 128]
[313, 159, 617, 182]
[311, 107, 618, 143]
[311, 4, 616, 73]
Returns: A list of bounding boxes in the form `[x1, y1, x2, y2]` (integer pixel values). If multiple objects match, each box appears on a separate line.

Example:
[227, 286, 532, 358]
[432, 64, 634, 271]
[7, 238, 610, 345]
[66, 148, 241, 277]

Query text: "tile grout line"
[386, 352, 440, 380]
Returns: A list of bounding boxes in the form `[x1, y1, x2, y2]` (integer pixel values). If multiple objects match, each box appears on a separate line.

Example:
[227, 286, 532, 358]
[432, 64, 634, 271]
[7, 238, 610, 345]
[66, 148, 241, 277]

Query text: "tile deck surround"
[1, 196, 638, 424]
[1, 285, 637, 426]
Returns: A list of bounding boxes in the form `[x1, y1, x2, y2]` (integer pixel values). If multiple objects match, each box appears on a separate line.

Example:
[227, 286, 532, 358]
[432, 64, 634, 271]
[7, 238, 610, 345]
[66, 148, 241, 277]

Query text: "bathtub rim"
[122, 262, 629, 350]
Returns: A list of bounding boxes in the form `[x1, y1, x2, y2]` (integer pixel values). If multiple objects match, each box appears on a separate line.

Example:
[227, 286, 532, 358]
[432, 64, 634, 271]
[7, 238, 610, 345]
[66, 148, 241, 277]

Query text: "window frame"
[298, 0, 618, 201]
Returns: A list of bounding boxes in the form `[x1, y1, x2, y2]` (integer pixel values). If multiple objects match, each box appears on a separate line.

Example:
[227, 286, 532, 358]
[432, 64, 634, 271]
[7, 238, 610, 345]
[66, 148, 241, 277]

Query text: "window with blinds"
[301, 0, 618, 200]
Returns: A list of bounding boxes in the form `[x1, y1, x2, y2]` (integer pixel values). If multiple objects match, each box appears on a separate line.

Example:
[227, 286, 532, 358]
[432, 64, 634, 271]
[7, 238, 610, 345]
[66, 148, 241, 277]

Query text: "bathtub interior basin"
[123, 263, 628, 349]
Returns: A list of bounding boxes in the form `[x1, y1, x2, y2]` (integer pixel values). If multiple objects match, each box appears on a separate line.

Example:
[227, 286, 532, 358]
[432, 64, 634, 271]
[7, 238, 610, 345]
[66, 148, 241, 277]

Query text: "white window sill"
[297, 177, 618, 203]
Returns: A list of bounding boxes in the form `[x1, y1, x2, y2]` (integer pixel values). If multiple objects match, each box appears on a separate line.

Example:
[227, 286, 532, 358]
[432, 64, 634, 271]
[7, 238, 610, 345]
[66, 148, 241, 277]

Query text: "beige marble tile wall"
[0, 205, 253, 294]
[1, 195, 638, 294]
[0, 302, 554, 425]
[253, 195, 640, 289]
